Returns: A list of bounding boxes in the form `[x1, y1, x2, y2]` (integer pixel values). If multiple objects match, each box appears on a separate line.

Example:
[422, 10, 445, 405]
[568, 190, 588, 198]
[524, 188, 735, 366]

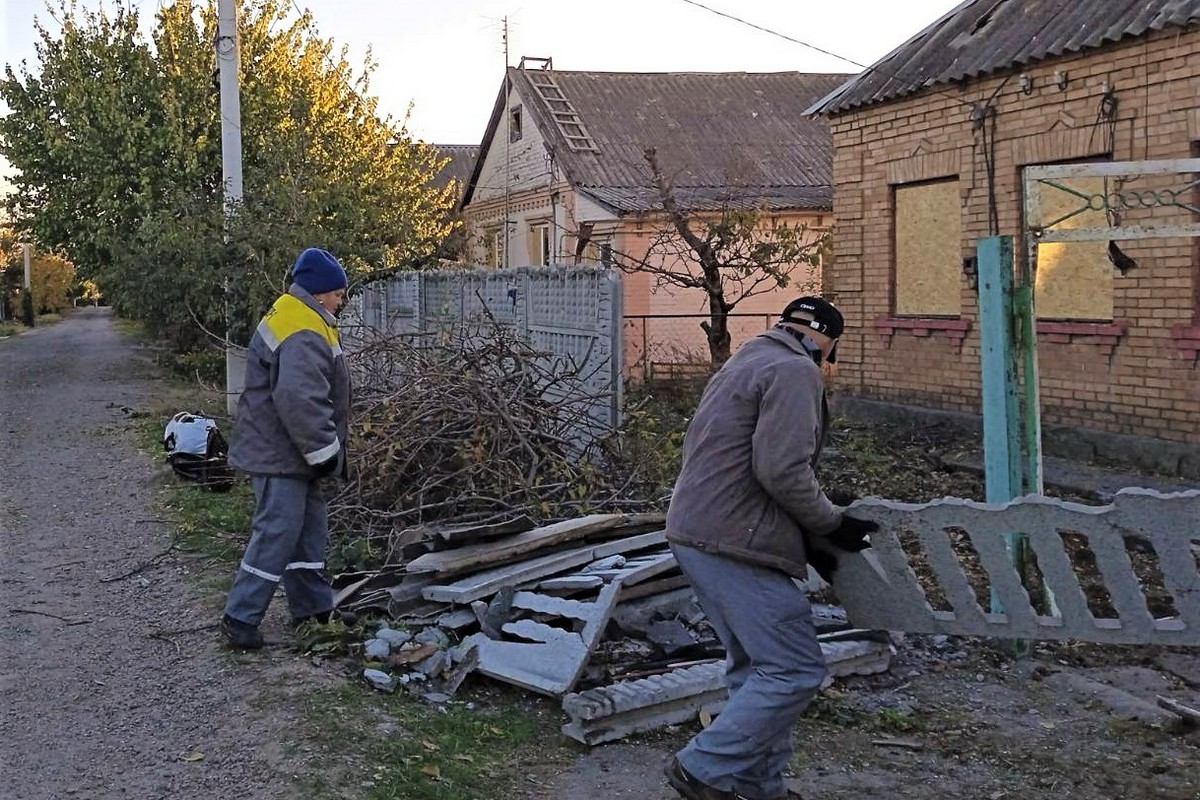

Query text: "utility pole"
[22, 242, 30, 289]
[502, 16, 510, 269]
[216, 0, 245, 415]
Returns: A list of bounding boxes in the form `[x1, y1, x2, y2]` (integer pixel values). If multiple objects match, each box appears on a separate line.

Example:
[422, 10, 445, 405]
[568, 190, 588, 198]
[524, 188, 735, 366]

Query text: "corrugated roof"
[810, 0, 1200, 115]
[431, 144, 480, 197]
[464, 70, 849, 213]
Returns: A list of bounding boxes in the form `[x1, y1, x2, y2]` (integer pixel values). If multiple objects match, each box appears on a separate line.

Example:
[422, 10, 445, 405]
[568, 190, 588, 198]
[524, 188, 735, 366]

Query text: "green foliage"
[1, 0, 459, 363]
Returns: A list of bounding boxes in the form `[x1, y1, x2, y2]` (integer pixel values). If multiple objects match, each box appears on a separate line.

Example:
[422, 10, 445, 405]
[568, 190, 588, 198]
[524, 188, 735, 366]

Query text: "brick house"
[809, 0, 1200, 475]
[460, 61, 849, 377]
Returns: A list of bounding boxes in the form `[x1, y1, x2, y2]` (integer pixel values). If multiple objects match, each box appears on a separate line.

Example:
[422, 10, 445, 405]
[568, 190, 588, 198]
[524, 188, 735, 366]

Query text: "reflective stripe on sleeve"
[304, 437, 340, 465]
[286, 561, 325, 571]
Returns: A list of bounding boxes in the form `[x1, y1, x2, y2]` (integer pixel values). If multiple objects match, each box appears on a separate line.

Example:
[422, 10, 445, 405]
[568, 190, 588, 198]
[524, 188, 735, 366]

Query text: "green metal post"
[976, 237, 1026, 623]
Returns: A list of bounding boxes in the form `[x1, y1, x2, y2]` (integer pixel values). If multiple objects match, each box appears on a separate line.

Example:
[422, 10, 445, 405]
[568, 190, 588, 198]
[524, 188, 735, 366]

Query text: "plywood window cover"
[893, 179, 962, 317]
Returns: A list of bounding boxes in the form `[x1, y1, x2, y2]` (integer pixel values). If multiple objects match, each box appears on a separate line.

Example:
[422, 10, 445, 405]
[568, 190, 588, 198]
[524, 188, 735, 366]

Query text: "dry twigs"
[329, 315, 665, 567]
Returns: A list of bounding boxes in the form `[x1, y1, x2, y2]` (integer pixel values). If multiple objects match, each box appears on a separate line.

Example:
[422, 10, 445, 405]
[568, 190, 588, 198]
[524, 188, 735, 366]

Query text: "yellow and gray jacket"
[228, 284, 350, 478]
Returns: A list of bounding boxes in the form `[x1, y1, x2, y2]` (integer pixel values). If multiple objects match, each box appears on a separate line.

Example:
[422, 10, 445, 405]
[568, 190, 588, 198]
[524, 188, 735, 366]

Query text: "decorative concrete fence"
[834, 488, 1200, 645]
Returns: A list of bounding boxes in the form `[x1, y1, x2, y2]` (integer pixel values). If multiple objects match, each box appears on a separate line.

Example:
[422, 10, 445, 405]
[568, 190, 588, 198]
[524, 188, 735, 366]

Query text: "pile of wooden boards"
[334, 512, 894, 743]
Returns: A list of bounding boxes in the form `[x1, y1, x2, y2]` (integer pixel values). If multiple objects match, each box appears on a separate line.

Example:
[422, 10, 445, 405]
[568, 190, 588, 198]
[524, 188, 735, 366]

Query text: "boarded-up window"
[1032, 177, 1112, 320]
[527, 223, 551, 266]
[894, 179, 962, 316]
[484, 229, 502, 268]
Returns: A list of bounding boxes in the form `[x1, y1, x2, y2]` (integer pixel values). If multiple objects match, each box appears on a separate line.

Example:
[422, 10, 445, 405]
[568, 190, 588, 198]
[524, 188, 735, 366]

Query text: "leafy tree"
[611, 147, 826, 364]
[29, 250, 74, 313]
[0, 224, 22, 321]
[1, 0, 458, 361]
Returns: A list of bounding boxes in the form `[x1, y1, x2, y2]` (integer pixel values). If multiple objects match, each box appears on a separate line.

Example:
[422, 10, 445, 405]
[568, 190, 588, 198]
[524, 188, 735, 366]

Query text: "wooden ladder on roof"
[524, 70, 600, 153]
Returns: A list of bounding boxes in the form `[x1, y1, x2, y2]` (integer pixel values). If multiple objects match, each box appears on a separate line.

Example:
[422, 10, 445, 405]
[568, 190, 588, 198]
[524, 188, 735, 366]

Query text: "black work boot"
[665, 756, 737, 800]
[219, 614, 263, 650]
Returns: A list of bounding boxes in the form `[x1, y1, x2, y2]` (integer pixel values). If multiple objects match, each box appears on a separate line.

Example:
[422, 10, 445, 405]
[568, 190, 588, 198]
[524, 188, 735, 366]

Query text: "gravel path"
[0, 309, 308, 800]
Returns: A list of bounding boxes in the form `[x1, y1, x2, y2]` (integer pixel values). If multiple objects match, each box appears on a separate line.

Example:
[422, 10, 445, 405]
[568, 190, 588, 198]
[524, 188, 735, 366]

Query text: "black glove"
[314, 452, 340, 477]
[824, 487, 859, 507]
[826, 514, 877, 553]
[806, 514, 878, 584]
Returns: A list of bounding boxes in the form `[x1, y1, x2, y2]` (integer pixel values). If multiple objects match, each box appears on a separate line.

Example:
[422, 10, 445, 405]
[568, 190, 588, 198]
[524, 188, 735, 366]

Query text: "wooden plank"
[591, 530, 666, 559]
[422, 547, 598, 604]
[405, 513, 663, 575]
[431, 515, 535, 547]
[421, 529, 672, 604]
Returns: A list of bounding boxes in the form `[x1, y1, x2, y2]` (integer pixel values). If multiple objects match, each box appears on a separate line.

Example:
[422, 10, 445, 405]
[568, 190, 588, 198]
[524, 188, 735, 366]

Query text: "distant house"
[432, 144, 480, 202]
[431, 144, 480, 262]
[810, 0, 1200, 475]
[460, 61, 850, 377]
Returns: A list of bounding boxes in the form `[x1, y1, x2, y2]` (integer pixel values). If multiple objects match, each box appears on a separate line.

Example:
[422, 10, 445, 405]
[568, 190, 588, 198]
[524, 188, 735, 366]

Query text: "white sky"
[2, 0, 965, 181]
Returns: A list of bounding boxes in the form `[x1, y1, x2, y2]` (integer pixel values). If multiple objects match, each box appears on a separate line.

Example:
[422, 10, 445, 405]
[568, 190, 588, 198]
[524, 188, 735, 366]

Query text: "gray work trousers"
[224, 475, 333, 626]
[671, 543, 827, 800]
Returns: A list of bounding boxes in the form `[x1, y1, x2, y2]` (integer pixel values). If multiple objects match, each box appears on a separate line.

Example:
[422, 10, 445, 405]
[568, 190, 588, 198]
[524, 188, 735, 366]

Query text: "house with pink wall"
[459, 60, 849, 378]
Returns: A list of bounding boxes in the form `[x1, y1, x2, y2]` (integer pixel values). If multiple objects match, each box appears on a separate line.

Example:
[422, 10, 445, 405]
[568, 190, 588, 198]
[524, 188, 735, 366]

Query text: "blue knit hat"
[291, 248, 347, 295]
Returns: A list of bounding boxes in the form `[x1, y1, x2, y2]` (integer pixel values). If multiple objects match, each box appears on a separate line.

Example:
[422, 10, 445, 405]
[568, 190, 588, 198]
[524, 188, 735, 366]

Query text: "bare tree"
[611, 147, 826, 364]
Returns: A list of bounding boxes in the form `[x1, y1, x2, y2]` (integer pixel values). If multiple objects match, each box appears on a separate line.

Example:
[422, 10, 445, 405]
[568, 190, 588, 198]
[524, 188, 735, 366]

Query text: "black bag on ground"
[163, 412, 236, 492]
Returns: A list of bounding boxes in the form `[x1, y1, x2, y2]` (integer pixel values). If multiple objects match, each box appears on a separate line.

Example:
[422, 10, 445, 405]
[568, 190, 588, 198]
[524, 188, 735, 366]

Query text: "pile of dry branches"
[330, 319, 667, 561]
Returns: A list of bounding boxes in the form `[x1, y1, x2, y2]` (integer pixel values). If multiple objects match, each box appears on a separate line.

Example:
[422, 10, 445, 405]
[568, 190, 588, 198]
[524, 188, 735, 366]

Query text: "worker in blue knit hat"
[220, 247, 354, 649]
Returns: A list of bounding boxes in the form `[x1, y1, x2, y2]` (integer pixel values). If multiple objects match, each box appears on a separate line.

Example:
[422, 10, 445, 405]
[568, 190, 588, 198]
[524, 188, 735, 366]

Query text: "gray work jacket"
[665, 328, 841, 577]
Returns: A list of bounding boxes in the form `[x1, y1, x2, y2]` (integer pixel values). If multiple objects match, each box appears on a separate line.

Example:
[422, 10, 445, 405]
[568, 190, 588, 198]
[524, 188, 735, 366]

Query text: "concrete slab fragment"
[466, 582, 622, 696]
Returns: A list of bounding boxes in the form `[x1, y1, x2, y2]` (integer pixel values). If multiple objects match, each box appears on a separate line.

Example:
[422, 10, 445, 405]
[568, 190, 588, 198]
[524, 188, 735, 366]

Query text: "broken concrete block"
[466, 582, 622, 696]
[562, 660, 728, 745]
[363, 668, 396, 693]
[376, 627, 412, 648]
[415, 627, 451, 649]
[472, 585, 515, 640]
[415, 649, 452, 679]
[442, 642, 479, 696]
[560, 633, 894, 744]
[364, 638, 390, 660]
[645, 619, 696, 656]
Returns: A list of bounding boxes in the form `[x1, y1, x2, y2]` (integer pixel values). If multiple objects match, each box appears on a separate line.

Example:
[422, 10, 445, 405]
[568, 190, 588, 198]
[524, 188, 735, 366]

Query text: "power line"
[677, 0, 978, 111]
[679, 0, 868, 70]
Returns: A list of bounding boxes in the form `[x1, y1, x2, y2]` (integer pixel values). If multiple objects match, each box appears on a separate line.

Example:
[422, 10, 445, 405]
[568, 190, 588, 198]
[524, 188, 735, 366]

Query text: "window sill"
[876, 316, 971, 347]
[1037, 320, 1128, 357]
[1171, 323, 1200, 362]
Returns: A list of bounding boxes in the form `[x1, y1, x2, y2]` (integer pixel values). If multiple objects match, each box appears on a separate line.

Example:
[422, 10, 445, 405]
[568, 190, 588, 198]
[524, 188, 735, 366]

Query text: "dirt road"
[0, 309, 306, 800]
[3, 310, 1197, 800]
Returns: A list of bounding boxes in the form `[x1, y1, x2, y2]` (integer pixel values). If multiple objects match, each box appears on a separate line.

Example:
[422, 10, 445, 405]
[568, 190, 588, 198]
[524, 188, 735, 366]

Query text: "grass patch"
[0, 320, 25, 337]
[132, 406, 251, 565]
[301, 682, 562, 800]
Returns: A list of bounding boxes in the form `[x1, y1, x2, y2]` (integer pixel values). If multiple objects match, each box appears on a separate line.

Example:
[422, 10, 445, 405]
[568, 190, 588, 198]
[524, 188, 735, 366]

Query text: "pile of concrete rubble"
[335, 512, 894, 744]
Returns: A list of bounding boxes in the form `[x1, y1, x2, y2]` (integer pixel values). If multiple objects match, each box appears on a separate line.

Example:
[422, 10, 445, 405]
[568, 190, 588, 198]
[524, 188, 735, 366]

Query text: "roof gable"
[463, 68, 850, 213]
[811, 0, 1200, 115]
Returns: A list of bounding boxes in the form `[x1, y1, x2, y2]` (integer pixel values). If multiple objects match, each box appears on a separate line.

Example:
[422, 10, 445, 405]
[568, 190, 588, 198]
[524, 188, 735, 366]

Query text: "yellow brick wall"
[827, 26, 1200, 444]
